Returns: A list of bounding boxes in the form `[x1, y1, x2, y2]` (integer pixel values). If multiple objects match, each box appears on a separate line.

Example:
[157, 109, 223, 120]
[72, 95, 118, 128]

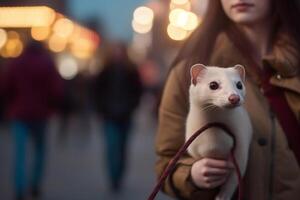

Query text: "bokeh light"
[132, 6, 154, 34]
[31, 26, 51, 41]
[70, 38, 94, 59]
[182, 11, 198, 31]
[0, 28, 8, 49]
[0, 31, 23, 58]
[167, 24, 189, 41]
[169, 9, 187, 26]
[58, 57, 79, 80]
[0, 6, 56, 27]
[169, 9, 198, 31]
[7, 31, 20, 40]
[133, 6, 154, 25]
[53, 18, 74, 38]
[48, 34, 67, 53]
[170, 0, 191, 11]
[132, 20, 153, 34]
[171, 0, 189, 5]
[5, 39, 23, 57]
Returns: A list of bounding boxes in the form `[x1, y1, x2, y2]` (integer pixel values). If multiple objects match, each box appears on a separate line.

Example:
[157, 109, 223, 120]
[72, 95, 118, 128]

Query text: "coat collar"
[263, 31, 299, 77]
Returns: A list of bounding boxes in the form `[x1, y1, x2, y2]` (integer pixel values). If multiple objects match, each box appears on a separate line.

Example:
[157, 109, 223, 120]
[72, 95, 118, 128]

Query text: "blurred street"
[1, 0, 300, 200]
[0, 96, 171, 200]
[0, 1, 204, 200]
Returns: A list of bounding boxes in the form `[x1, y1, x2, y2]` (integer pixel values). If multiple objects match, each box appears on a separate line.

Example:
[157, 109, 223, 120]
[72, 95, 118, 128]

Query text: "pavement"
[0, 96, 173, 200]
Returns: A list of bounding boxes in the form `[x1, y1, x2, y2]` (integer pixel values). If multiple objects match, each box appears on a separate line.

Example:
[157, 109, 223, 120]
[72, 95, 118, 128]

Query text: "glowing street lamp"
[0, 6, 56, 27]
[53, 18, 74, 39]
[0, 31, 23, 58]
[0, 28, 7, 49]
[31, 26, 51, 41]
[167, 24, 189, 41]
[48, 34, 67, 53]
[132, 20, 153, 34]
[134, 6, 154, 25]
[169, 9, 199, 31]
[170, 0, 191, 11]
[132, 6, 154, 34]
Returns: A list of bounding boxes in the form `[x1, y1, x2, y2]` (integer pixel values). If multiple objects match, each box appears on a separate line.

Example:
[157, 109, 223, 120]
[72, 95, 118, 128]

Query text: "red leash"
[148, 122, 243, 200]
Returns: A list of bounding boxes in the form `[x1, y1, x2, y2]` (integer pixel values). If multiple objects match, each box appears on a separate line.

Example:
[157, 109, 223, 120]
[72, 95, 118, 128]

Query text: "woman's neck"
[238, 20, 272, 63]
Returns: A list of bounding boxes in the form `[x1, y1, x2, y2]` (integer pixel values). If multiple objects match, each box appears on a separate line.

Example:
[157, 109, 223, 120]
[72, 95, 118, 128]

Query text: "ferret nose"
[228, 94, 240, 105]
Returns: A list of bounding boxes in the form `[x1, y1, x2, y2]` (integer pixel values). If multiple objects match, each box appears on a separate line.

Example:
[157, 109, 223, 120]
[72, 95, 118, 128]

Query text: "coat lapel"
[209, 31, 300, 121]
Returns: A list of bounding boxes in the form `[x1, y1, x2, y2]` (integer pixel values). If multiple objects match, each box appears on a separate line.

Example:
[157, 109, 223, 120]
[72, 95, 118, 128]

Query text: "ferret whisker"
[201, 104, 218, 112]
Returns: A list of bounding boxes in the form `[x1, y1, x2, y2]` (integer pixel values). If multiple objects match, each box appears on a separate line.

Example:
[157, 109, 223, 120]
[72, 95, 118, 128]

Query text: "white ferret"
[186, 64, 252, 200]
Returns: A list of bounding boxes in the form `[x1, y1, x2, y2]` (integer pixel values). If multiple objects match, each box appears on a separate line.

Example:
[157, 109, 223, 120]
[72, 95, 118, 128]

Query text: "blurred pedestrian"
[139, 59, 161, 119]
[155, 0, 300, 199]
[57, 73, 93, 145]
[0, 64, 4, 124]
[93, 42, 143, 191]
[2, 41, 63, 200]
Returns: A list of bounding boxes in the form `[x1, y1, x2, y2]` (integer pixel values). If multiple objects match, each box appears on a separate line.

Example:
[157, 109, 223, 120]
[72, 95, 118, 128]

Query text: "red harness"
[148, 122, 243, 200]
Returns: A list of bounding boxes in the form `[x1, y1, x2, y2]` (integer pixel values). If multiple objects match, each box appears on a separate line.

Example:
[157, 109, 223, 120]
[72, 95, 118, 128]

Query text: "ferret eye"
[209, 81, 219, 90]
[236, 81, 243, 90]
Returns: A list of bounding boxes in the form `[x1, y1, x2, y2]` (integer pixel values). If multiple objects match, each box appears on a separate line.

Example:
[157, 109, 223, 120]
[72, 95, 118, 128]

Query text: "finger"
[202, 167, 231, 176]
[205, 177, 227, 189]
[205, 174, 229, 183]
[203, 158, 234, 169]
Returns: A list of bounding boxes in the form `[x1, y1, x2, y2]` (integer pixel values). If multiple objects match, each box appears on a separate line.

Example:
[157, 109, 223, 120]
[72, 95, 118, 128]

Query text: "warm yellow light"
[68, 24, 100, 58]
[53, 18, 74, 38]
[48, 34, 67, 53]
[69, 25, 84, 43]
[31, 26, 51, 41]
[171, 0, 189, 5]
[170, 1, 191, 11]
[167, 24, 189, 41]
[133, 6, 154, 25]
[0, 6, 56, 27]
[1, 32, 23, 58]
[169, 9, 199, 31]
[0, 48, 9, 58]
[0, 28, 7, 49]
[7, 31, 20, 40]
[132, 20, 153, 34]
[6, 39, 23, 57]
[169, 9, 188, 27]
[0, 50, 7, 57]
[182, 12, 199, 31]
[70, 38, 94, 59]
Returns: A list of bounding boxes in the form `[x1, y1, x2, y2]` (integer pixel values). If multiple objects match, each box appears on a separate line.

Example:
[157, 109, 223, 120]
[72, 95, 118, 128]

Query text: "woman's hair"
[173, 0, 300, 68]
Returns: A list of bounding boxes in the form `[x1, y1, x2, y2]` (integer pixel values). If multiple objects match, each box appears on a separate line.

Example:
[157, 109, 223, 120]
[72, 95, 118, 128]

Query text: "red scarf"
[261, 67, 300, 165]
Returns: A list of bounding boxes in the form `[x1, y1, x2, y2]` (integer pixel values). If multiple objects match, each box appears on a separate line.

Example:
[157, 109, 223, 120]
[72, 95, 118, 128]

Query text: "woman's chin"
[231, 15, 259, 26]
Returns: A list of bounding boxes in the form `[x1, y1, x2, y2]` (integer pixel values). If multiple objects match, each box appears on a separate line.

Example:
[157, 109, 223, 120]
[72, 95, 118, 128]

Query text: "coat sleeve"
[155, 66, 219, 199]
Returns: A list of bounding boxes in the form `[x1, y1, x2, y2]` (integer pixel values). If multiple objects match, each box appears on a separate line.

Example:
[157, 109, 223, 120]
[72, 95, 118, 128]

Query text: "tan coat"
[155, 32, 300, 200]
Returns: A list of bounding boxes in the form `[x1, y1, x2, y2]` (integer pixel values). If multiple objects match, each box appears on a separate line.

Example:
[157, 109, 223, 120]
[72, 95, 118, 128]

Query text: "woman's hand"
[190, 158, 234, 189]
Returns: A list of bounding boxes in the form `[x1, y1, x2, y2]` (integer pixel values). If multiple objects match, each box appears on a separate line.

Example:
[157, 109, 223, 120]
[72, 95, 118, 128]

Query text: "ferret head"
[189, 64, 246, 109]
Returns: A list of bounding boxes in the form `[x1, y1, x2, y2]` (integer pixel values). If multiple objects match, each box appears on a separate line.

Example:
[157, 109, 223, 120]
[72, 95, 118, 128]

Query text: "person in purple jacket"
[2, 41, 63, 200]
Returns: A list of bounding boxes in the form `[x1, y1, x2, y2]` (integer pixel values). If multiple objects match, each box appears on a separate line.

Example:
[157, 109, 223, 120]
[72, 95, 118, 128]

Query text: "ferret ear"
[234, 64, 246, 82]
[190, 64, 207, 85]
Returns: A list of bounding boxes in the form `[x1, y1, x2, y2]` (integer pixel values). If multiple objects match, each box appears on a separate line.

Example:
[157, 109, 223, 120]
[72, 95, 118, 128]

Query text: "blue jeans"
[103, 119, 131, 188]
[11, 120, 46, 197]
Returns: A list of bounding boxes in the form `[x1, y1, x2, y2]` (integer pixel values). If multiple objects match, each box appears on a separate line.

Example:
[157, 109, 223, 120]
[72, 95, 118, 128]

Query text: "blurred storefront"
[0, 2, 101, 80]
